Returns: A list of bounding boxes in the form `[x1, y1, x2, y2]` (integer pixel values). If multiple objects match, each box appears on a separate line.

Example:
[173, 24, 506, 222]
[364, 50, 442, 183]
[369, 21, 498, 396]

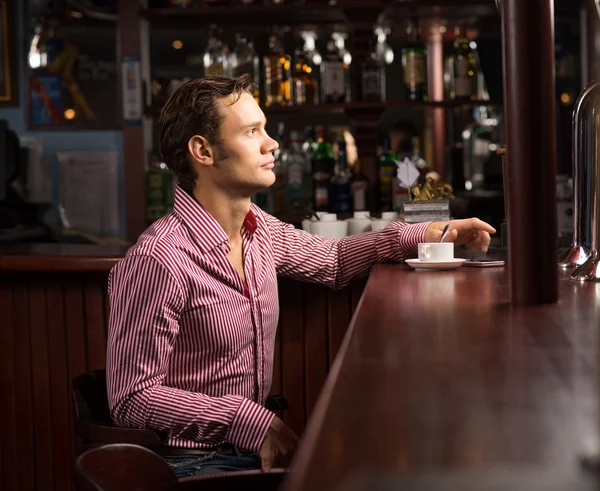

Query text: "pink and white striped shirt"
[107, 186, 429, 453]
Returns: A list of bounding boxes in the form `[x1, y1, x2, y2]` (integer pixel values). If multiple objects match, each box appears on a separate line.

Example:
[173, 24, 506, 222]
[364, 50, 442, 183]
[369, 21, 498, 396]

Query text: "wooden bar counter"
[0, 244, 365, 491]
[282, 264, 600, 490]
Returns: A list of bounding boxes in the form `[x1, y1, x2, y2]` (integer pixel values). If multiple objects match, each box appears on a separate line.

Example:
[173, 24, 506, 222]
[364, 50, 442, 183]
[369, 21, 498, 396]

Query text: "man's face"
[210, 92, 279, 196]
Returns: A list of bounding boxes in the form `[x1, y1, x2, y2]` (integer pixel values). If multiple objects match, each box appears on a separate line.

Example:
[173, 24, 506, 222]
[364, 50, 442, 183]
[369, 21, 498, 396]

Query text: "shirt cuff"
[375, 221, 432, 262]
[227, 398, 276, 453]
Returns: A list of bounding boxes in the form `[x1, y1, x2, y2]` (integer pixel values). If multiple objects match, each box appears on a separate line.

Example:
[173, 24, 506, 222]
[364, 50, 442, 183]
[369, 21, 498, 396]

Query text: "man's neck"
[192, 186, 251, 244]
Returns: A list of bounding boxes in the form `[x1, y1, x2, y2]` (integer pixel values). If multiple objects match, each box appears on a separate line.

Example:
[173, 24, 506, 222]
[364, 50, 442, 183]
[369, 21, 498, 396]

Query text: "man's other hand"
[424, 218, 497, 253]
[259, 416, 300, 472]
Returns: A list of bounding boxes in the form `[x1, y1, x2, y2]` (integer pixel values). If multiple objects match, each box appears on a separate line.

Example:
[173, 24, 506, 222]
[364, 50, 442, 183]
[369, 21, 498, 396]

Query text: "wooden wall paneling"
[0, 279, 17, 491]
[28, 279, 54, 491]
[12, 279, 35, 491]
[45, 278, 73, 491]
[64, 279, 88, 477]
[327, 287, 351, 364]
[303, 283, 329, 420]
[278, 278, 306, 435]
[84, 278, 108, 371]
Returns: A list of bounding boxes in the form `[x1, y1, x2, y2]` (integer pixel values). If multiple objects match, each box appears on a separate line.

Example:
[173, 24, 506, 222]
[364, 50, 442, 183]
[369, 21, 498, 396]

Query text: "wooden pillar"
[502, 0, 558, 305]
[117, 0, 146, 242]
[427, 20, 446, 176]
[582, 0, 600, 84]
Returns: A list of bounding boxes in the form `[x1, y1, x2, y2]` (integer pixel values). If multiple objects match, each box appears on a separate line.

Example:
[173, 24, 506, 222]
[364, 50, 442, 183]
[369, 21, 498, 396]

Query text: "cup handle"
[423, 245, 431, 260]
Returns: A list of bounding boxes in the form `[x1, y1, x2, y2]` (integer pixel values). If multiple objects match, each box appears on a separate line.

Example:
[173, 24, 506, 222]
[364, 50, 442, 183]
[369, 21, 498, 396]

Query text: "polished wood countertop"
[0, 244, 128, 272]
[282, 264, 600, 490]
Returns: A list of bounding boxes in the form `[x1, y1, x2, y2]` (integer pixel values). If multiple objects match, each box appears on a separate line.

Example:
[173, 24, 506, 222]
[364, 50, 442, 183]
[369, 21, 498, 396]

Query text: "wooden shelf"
[142, 4, 347, 27]
[144, 99, 502, 118]
[142, 0, 582, 28]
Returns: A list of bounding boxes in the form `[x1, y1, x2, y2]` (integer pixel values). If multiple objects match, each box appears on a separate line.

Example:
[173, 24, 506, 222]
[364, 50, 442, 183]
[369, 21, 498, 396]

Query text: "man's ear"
[188, 135, 214, 167]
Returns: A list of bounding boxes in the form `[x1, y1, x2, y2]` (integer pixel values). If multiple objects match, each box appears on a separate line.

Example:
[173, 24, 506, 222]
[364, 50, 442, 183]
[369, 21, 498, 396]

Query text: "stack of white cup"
[306, 213, 348, 239]
[371, 211, 399, 231]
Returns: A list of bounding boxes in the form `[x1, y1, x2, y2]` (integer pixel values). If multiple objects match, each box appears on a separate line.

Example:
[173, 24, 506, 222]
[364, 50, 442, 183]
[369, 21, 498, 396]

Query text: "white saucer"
[405, 258, 467, 270]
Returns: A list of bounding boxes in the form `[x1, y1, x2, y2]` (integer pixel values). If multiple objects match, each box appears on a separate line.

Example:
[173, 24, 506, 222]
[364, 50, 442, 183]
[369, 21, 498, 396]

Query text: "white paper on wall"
[57, 151, 120, 236]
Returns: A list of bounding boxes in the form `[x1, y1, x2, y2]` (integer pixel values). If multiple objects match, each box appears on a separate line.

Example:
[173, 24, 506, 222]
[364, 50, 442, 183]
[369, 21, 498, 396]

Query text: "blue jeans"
[163, 451, 262, 478]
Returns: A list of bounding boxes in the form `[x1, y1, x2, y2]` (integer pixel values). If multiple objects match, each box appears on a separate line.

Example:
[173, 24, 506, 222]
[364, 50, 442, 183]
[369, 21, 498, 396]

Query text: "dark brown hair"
[158, 74, 254, 194]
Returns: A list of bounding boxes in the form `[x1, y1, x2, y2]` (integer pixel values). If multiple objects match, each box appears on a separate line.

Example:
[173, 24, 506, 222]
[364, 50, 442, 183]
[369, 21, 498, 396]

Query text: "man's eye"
[249, 128, 257, 135]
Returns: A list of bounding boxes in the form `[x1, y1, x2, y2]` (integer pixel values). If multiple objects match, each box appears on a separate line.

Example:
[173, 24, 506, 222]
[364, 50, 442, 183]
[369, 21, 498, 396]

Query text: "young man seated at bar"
[106, 74, 496, 477]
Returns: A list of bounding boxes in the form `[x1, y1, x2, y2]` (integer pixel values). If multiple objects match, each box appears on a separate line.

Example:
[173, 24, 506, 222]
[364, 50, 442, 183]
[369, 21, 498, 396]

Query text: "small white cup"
[381, 211, 398, 221]
[418, 242, 454, 262]
[302, 211, 328, 232]
[311, 214, 348, 239]
[347, 211, 372, 235]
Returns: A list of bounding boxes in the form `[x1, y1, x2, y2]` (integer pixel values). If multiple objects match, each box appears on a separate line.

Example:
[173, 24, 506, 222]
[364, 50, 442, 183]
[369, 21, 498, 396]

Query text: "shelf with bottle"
[143, 17, 503, 118]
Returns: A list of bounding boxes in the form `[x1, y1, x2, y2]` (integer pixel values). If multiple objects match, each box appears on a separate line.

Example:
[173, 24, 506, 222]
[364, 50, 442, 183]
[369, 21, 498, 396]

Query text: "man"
[107, 74, 495, 478]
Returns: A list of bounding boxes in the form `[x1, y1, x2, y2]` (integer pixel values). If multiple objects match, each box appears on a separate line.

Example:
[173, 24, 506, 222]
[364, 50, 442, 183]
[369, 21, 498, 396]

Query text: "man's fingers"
[261, 454, 273, 472]
[469, 218, 496, 234]
[468, 232, 491, 252]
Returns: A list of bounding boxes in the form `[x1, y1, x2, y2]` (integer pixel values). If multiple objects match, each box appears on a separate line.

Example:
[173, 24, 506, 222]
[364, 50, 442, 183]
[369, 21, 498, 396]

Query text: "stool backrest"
[71, 369, 164, 453]
[75, 443, 177, 491]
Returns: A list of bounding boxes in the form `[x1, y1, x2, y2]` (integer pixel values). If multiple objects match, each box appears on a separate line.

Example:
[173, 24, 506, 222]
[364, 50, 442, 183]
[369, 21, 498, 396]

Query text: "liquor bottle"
[146, 150, 174, 224]
[203, 26, 231, 77]
[284, 131, 311, 215]
[231, 34, 260, 102]
[292, 49, 317, 105]
[332, 32, 352, 102]
[330, 135, 352, 213]
[264, 28, 292, 107]
[411, 136, 429, 184]
[350, 159, 370, 212]
[376, 136, 398, 211]
[303, 126, 317, 158]
[401, 20, 428, 102]
[320, 39, 347, 104]
[449, 21, 477, 100]
[361, 42, 385, 102]
[311, 126, 335, 212]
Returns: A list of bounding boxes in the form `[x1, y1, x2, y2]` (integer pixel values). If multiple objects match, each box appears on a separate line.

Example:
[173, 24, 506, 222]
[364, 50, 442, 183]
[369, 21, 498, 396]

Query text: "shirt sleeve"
[262, 212, 431, 289]
[106, 254, 274, 453]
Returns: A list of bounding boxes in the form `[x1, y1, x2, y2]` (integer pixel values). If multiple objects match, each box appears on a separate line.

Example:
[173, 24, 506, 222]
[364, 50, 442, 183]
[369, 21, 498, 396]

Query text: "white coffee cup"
[418, 242, 454, 262]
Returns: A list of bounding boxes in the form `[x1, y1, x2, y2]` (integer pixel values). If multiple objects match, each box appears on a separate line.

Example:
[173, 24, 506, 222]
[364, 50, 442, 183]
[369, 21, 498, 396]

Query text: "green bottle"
[401, 20, 428, 102]
[449, 21, 478, 100]
[311, 126, 335, 212]
[376, 136, 398, 211]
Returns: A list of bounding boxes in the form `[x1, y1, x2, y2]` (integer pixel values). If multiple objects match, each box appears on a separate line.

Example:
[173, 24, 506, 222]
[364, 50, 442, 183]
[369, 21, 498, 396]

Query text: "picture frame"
[0, 0, 18, 106]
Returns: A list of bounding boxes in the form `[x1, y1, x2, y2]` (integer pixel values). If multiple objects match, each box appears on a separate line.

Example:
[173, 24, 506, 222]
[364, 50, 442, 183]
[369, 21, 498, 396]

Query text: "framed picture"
[0, 0, 18, 106]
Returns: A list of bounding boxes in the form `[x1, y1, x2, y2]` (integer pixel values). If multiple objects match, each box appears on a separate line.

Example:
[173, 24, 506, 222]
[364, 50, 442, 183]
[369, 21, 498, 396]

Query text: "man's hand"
[424, 218, 496, 253]
[259, 416, 300, 472]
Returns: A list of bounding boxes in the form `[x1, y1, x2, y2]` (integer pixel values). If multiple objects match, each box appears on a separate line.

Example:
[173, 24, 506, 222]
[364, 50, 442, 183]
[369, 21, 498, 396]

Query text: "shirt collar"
[174, 186, 257, 253]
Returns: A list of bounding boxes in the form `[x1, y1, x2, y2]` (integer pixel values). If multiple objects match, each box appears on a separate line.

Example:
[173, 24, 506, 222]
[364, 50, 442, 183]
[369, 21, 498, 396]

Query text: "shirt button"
[220, 243, 228, 251]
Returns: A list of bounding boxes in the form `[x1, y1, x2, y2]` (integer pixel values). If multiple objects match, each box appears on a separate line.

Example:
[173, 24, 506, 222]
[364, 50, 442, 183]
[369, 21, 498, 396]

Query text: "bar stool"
[75, 443, 286, 491]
